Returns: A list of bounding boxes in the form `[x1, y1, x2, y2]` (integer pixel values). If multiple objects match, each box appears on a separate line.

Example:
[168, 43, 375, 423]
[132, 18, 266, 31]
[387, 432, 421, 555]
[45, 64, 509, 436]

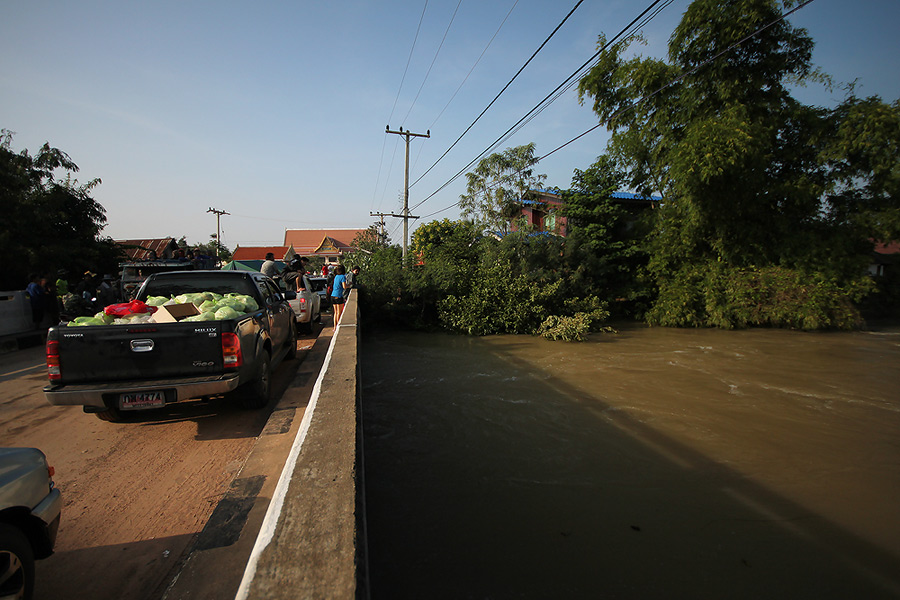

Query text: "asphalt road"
[0, 321, 328, 600]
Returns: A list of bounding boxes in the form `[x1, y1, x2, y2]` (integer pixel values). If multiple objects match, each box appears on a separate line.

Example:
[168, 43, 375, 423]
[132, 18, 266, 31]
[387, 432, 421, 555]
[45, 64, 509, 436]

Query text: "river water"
[360, 324, 900, 599]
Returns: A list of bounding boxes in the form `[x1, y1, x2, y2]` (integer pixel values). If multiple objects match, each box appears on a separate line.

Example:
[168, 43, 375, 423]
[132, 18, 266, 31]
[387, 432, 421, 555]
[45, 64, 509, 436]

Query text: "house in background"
[283, 229, 368, 265]
[510, 190, 661, 237]
[231, 245, 297, 263]
[514, 190, 568, 236]
[115, 238, 179, 260]
[869, 241, 900, 277]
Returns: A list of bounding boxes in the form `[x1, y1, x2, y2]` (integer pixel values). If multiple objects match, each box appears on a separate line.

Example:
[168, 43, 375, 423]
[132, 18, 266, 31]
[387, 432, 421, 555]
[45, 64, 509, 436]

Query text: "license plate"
[120, 391, 165, 410]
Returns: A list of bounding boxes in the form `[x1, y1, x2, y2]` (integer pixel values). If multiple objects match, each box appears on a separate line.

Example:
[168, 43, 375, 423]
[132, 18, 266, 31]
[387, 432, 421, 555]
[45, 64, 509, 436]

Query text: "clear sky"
[2, 0, 898, 250]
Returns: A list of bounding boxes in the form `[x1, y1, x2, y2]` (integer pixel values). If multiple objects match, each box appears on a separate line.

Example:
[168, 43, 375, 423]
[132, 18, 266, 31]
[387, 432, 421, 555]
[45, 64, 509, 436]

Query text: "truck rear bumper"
[43, 374, 242, 408]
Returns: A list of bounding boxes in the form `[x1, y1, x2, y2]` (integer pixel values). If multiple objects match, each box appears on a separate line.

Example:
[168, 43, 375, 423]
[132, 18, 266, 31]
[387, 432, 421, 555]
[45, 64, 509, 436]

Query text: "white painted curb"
[234, 323, 342, 600]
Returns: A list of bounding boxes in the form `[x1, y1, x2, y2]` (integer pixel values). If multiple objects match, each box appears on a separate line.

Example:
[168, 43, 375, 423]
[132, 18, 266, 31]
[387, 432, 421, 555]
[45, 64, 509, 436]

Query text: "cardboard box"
[152, 303, 201, 323]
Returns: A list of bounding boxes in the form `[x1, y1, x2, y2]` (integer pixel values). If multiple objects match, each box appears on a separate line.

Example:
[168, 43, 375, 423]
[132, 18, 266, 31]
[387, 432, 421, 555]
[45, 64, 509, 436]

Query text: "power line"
[411, 0, 671, 211]
[426, 0, 521, 132]
[387, 0, 429, 126]
[416, 0, 816, 220]
[407, 0, 586, 191]
[372, 0, 429, 213]
[400, 0, 463, 126]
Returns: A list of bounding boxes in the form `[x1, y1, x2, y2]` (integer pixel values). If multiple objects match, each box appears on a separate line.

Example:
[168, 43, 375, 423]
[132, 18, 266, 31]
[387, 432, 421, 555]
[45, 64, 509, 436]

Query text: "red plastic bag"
[104, 300, 158, 316]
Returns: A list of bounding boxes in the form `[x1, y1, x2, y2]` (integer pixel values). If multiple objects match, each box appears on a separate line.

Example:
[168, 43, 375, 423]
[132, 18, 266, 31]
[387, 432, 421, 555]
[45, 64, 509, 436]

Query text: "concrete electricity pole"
[386, 125, 429, 260]
[207, 207, 229, 265]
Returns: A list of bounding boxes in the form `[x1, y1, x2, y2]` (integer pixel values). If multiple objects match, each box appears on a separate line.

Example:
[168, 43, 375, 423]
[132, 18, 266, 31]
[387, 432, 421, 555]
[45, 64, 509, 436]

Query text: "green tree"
[560, 155, 653, 315]
[352, 225, 390, 254]
[576, 0, 898, 327]
[459, 143, 547, 235]
[0, 129, 122, 288]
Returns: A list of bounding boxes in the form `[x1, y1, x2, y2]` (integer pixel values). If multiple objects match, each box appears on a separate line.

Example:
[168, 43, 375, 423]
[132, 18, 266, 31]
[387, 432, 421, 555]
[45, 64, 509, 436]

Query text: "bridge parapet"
[237, 290, 367, 599]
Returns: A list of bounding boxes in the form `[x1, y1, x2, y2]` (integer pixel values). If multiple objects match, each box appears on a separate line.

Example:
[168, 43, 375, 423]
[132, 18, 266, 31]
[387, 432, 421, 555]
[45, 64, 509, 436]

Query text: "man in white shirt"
[260, 253, 277, 278]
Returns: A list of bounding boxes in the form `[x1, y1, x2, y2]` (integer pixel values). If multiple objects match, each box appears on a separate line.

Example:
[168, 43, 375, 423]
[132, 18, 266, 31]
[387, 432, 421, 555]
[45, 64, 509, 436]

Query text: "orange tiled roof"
[283, 229, 368, 255]
[231, 245, 295, 262]
[874, 241, 900, 255]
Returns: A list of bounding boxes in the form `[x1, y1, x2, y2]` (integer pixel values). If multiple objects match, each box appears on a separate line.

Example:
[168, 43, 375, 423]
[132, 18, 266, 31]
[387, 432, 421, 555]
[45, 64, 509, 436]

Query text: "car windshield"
[308, 278, 326, 292]
[138, 273, 258, 300]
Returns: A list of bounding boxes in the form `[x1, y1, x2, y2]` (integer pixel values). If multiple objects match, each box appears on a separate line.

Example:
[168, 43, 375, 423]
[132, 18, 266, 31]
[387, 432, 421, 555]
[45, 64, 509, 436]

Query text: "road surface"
[0, 322, 328, 600]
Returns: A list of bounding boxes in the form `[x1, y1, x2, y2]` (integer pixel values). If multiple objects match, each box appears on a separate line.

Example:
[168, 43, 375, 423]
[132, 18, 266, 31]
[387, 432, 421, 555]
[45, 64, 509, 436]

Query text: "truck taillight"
[46, 339, 61, 381]
[222, 333, 242, 368]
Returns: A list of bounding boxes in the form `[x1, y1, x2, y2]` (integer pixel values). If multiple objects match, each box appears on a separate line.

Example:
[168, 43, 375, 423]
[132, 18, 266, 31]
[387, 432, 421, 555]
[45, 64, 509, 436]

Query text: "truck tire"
[0, 523, 35, 600]
[240, 352, 271, 409]
[93, 405, 124, 423]
[286, 323, 298, 360]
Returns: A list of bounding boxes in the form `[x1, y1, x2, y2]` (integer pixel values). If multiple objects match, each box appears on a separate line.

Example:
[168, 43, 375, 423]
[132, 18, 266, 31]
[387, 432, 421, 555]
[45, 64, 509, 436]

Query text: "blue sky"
[2, 0, 898, 250]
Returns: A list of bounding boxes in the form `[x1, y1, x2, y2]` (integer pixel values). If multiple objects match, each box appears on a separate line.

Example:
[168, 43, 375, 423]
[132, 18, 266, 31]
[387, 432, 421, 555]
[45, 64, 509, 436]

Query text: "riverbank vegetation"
[353, 0, 899, 337]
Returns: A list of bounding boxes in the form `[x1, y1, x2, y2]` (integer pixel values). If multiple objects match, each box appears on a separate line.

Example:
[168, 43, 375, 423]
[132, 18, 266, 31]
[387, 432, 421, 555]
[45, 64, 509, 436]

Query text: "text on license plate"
[120, 391, 165, 410]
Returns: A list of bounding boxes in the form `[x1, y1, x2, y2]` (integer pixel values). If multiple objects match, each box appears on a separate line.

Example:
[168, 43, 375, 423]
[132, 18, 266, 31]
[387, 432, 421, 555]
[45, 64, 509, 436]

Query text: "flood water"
[360, 324, 900, 599]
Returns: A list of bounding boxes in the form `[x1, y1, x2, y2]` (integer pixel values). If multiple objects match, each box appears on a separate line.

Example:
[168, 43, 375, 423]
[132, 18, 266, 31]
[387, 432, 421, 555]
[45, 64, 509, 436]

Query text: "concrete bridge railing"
[237, 289, 367, 599]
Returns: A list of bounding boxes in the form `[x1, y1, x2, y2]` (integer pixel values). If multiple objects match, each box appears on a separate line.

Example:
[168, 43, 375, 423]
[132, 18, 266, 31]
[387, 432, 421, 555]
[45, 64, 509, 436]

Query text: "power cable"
[407, 0, 586, 190]
[401, 0, 463, 126]
[417, 0, 816, 220]
[411, 0, 670, 210]
[427, 0, 521, 131]
[372, 0, 429, 212]
[411, 0, 521, 177]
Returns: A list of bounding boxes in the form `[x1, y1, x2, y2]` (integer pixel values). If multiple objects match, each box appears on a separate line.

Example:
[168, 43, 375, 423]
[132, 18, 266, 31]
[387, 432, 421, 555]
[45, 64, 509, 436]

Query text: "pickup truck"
[43, 270, 297, 422]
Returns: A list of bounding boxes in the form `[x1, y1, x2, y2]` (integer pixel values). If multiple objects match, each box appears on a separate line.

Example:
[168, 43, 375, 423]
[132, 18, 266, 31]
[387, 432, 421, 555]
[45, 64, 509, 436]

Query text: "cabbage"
[94, 311, 115, 325]
[183, 311, 217, 322]
[218, 297, 246, 313]
[199, 299, 218, 312]
[146, 296, 170, 307]
[175, 292, 208, 307]
[214, 306, 241, 320]
[239, 295, 259, 311]
[69, 316, 105, 326]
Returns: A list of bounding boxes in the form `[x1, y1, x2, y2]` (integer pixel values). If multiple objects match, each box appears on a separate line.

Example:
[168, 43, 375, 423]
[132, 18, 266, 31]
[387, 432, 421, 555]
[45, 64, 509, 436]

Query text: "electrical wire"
[371, 0, 429, 212]
[416, 0, 816, 220]
[407, 0, 586, 190]
[400, 0, 463, 127]
[411, 0, 670, 210]
[410, 0, 521, 178]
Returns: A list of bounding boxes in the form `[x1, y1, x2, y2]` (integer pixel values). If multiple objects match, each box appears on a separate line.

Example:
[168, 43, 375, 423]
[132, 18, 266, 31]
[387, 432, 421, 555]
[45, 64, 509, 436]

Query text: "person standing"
[330, 265, 350, 325]
[260, 253, 277, 278]
[344, 266, 360, 299]
[26, 273, 45, 328]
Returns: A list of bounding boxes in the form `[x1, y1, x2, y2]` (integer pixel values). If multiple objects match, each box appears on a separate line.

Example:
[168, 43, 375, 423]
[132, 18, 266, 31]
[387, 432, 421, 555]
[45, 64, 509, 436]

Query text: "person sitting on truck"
[260, 253, 278, 278]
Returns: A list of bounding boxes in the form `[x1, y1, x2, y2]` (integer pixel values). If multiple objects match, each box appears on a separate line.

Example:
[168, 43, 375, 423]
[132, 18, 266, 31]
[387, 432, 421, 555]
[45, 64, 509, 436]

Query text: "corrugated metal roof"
[115, 238, 178, 260]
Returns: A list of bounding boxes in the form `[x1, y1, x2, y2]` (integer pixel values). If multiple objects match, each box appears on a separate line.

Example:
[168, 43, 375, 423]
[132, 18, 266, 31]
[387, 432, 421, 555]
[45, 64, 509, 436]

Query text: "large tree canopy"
[577, 0, 900, 327]
[0, 130, 121, 289]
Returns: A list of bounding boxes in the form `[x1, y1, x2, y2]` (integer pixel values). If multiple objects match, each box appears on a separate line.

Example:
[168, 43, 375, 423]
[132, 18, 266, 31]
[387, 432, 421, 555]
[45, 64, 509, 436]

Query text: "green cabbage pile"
[175, 292, 259, 322]
[65, 291, 260, 325]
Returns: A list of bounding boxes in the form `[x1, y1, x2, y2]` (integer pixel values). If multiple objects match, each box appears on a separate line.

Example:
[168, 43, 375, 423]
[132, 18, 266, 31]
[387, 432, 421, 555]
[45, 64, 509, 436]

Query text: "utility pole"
[369, 212, 390, 245]
[386, 125, 429, 260]
[207, 207, 229, 266]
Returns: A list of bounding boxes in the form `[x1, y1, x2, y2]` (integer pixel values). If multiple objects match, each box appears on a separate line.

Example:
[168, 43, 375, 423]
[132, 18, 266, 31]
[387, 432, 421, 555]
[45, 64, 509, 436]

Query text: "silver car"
[0, 447, 61, 600]
[281, 274, 322, 333]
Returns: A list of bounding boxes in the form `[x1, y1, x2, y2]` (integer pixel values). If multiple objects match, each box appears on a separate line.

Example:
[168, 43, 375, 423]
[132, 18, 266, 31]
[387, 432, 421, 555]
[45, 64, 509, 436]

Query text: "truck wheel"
[0, 523, 35, 600]
[299, 319, 312, 334]
[241, 352, 271, 409]
[286, 323, 298, 360]
[93, 405, 124, 423]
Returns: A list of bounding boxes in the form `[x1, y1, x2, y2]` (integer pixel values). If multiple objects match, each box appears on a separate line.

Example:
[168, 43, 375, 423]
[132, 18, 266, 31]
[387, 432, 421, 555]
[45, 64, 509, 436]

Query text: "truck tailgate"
[55, 323, 226, 384]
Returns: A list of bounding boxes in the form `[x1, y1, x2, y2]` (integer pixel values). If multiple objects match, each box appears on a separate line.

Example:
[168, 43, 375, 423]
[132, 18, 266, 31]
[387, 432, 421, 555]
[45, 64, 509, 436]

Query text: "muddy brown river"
[361, 324, 900, 599]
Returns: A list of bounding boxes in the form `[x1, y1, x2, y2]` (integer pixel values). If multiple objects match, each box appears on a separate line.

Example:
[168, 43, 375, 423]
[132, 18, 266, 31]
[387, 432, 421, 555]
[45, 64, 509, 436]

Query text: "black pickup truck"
[43, 270, 297, 422]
